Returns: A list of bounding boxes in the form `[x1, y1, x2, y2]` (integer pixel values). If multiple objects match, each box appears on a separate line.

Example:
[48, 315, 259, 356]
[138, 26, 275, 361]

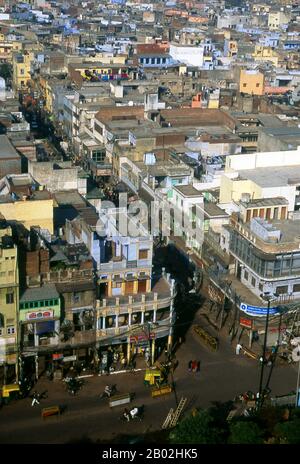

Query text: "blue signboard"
[240, 303, 279, 317]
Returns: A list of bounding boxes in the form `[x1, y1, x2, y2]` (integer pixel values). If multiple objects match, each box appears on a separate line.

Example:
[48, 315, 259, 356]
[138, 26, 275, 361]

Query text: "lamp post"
[257, 293, 277, 409]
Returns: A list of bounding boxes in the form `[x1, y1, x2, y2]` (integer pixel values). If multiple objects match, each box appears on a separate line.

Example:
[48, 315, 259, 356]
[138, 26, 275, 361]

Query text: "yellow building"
[239, 69, 264, 96]
[0, 193, 54, 234]
[252, 4, 270, 13]
[225, 40, 238, 58]
[253, 45, 279, 66]
[0, 39, 22, 63]
[0, 222, 19, 384]
[12, 51, 34, 93]
[38, 76, 53, 114]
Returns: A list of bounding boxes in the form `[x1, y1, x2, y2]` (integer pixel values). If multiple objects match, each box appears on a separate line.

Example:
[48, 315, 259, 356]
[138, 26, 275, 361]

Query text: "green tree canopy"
[0, 63, 11, 81]
[229, 421, 264, 444]
[274, 419, 300, 444]
[169, 409, 225, 444]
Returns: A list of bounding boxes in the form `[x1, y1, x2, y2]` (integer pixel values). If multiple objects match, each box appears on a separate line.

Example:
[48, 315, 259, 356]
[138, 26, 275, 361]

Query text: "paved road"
[0, 306, 297, 444]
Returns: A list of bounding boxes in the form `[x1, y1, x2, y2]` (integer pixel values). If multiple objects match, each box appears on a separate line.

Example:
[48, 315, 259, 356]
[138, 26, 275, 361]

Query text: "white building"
[169, 44, 204, 68]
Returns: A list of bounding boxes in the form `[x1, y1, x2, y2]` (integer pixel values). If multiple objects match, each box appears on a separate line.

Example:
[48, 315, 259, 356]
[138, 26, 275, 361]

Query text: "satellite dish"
[292, 346, 300, 362]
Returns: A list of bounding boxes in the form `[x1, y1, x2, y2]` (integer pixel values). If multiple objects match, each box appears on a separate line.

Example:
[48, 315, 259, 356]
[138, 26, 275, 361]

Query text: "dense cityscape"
[0, 0, 300, 446]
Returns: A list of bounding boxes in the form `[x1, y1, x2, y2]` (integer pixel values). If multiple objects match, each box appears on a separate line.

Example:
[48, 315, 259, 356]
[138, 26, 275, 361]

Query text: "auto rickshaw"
[1, 384, 22, 405]
[144, 369, 163, 387]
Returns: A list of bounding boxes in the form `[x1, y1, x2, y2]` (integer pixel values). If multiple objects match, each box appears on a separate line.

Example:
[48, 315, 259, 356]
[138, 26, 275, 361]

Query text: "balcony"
[98, 290, 172, 312]
[21, 330, 97, 353]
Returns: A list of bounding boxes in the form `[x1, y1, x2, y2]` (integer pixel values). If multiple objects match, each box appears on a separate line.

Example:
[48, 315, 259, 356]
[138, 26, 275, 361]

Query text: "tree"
[169, 409, 225, 444]
[274, 419, 300, 444]
[229, 421, 264, 444]
[0, 63, 11, 81]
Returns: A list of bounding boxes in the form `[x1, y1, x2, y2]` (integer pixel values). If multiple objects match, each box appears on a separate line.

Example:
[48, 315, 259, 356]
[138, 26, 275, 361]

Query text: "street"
[0, 304, 297, 444]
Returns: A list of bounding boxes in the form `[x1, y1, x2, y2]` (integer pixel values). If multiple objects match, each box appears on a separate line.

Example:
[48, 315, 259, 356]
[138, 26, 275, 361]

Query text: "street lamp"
[257, 293, 278, 408]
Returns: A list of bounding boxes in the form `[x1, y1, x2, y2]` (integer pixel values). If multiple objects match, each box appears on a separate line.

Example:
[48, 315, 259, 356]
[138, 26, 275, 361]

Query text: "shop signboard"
[26, 310, 54, 321]
[240, 317, 253, 329]
[240, 303, 279, 317]
[130, 332, 155, 343]
[63, 355, 77, 362]
[52, 353, 64, 360]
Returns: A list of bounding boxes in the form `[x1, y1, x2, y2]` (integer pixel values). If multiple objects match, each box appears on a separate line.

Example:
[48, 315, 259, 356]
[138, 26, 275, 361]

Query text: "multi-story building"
[239, 69, 265, 96]
[66, 205, 175, 364]
[0, 221, 19, 385]
[12, 51, 34, 93]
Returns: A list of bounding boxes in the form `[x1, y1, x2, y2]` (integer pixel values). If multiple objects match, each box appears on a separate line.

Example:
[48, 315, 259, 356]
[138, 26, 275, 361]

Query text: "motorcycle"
[99, 384, 117, 399]
[64, 377, 83, 396]
[121, 405, 144, 422]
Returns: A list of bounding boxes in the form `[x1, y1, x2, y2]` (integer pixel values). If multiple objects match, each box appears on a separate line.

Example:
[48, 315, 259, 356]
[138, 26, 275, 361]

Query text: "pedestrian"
[236, 343, 242, 355]
[192, 360, 197, 372]
[31, 391, 40, 407]
[188, 360, 192, 372]
[196, 361, 200, 373]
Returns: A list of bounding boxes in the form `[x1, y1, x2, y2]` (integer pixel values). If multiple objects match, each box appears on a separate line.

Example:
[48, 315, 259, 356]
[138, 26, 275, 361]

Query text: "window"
[112, 282, 122, 288]
[7, 326, 15, 335]
[243, 83, 247, 87]
[20, 68, 24, 75]
[40, 301, 44, 307]
[251, 277, 256, 287]
[244, 270, 249, 281]
[139, 249, 148, 259]
[276, 285, 288, 295]
[6, 293, 14, 304]
[256, 83, 260, 87]
[73, 292, 80, 303]
[293, 284, 300, 293]
[259, 283, 263, 291]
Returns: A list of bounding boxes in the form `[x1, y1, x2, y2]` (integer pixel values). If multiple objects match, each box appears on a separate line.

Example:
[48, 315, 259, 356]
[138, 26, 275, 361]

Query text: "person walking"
[188, 360, 192, 372]
[196, 361, 201, 373]
[31, 391, 40, 407]
[236, 343, 242, 355]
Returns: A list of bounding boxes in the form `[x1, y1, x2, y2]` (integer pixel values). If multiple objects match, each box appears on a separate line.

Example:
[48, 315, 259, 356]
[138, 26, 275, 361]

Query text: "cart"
[41, 405, 61, 419]
[151, 384, 173, 398]
[109, 393, 132, 408]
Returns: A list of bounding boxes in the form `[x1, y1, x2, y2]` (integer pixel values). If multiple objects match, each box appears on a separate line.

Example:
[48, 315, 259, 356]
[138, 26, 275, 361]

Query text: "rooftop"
[239, 197, 289, 208]
[0, 134, 20, 159]
[173, 184, 202, 197]
[20, 284, 59, 303]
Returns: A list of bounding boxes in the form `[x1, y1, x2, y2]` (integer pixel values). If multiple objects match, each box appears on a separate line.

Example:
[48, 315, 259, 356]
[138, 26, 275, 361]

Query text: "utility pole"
[258, 297, 271, 408]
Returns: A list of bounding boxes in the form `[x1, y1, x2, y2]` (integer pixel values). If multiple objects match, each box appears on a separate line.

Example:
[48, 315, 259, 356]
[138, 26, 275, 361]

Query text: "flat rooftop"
[237, 165, 300, 188]
[250, 219, 300, 245]
[239, 197, 289, 208]
[173, 184, 202, 197]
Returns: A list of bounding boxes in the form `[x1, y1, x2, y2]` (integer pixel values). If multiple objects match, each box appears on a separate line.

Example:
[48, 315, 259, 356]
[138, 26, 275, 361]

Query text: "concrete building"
[0, 134, 21, 177]
[12, 51, 33, 93]
[219, 148, 300, 212]
[0, 221, 19, 385]
[239, 69, 265, 96]
[169, 44, 204, 67]
[0, 174, 54, 234]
